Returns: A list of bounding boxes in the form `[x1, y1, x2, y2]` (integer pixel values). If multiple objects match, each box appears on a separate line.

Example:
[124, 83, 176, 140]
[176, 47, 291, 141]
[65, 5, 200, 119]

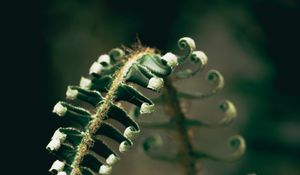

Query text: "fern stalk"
[163, 77, 199, 175]
[70, 48, 156, 175]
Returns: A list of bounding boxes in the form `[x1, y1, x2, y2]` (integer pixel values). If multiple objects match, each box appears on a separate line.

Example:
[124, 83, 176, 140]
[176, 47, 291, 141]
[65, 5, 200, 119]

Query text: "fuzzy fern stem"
[70, 48, 155, 175]
[162, 77, 199, 175]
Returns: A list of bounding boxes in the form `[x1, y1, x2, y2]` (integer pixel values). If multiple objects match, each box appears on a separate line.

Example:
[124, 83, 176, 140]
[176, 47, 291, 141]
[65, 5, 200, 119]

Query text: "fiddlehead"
[47, 46, 178, 175]
[138, 37, 245, 175]
[46, 37, 245, 175]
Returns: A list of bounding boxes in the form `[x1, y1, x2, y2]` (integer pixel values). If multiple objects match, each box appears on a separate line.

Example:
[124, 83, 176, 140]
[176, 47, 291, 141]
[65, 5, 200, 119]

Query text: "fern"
[46, 37, 245, 175]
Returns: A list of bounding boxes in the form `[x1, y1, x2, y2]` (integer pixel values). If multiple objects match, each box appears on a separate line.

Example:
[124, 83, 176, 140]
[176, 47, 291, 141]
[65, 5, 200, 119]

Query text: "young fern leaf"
[137, 38, 245, 175]
[47, 37, 240, 175]
[46, 42, 182, 175]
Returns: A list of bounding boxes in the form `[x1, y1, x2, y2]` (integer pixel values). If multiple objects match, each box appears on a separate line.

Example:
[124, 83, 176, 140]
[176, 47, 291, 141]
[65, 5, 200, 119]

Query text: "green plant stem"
[162, 77, 199, 175]
[70, 49, 154, 175]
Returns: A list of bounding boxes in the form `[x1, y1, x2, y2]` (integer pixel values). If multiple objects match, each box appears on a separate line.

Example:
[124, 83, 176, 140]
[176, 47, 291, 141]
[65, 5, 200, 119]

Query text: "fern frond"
[47, 43, 182, 175]
[46, 37, 244, 175]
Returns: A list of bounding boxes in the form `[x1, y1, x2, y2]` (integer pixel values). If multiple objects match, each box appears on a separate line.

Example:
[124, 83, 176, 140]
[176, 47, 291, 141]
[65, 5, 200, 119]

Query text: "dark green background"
[3, 0, 300, 175]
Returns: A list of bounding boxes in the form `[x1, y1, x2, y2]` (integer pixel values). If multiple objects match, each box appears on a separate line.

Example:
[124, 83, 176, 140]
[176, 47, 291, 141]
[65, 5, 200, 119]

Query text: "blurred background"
[3, 0, 300, 175]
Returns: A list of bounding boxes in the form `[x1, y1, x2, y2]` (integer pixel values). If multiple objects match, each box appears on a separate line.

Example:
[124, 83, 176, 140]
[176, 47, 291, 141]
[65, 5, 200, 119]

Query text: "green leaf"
[66, 86, 104, 106]
[80, 75, 112, 92]
[115, 84, 153, 111]
[81, 154, 104, 174]
[59, 127, 83, 147]
[50, 143, 76, 165]
[52, 101, 92, 129]
[125, 63, 152, 89]
[108, 48, 125, 62]
[96, 123, 132, 146]
[138, 54, 172, 76]
[90, 140, 119, 165]
[106, 104, 139, 134]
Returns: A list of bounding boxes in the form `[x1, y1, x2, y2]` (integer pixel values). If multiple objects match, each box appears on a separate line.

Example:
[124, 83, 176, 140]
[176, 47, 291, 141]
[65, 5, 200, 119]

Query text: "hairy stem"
[162, 77, 199, 175]
[70, 48, 155, 175]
